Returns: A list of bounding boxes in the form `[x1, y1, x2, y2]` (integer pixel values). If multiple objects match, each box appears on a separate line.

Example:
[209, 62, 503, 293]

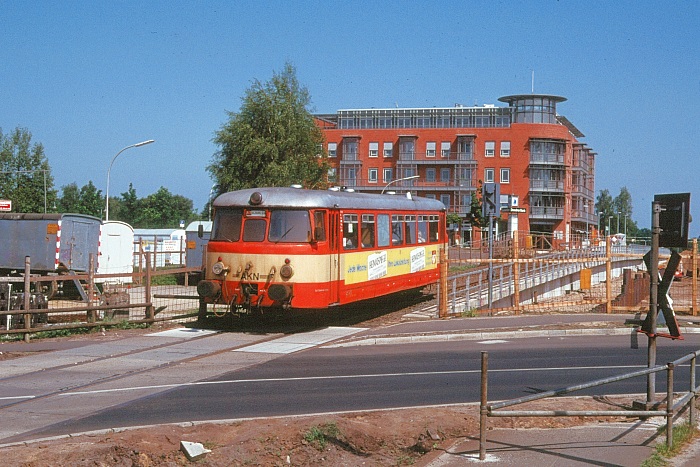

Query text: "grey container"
[0, 213, 101, 273]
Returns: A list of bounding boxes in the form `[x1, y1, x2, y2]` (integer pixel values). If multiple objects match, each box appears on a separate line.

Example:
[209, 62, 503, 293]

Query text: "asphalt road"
[9, 329, 700, 442]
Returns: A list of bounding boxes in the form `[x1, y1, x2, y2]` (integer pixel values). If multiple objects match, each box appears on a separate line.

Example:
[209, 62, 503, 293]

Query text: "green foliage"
[596, 187, 639, 236]
[208, 62, 329, 191]
[465, 182, 486, 228]
[110, 185, 198, 228]
[642, 422, 696, 466]
[303, 423, 341, 450]
[57, 181, 104, 217]
[0, 127, 57, 212]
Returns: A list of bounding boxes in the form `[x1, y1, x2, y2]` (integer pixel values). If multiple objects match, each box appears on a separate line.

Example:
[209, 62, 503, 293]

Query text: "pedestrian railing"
[478, 349, 700, 460]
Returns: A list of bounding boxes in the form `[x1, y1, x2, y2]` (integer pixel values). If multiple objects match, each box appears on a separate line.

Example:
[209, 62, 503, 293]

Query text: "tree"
[131, 187, 197, 228]
[208, 62, 329, 191]
[595, 189, 615, 234]
[0, 127, 56, 212]
[613, 186, 638, 236]
[57, 181, 104, 217]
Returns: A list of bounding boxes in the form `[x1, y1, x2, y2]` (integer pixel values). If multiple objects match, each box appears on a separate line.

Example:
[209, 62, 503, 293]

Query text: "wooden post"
[692, 239, 698, 316]
[513, 233, 520, 315]
[87, 253, 96, 323]
[23, 256, 31, 343]
[606, 235, 612, 313]
[145, 253, 154, 320]
[439, 246, 448, 318]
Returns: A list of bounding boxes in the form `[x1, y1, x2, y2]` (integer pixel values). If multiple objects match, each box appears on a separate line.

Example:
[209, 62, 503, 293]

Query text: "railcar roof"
[213, 188, 446, 212]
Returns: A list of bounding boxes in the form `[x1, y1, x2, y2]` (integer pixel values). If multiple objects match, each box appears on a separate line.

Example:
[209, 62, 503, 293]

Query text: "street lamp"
[381, 175, 420, 194]
[607, 215, 613, 236]
[105, 140, 155, 221]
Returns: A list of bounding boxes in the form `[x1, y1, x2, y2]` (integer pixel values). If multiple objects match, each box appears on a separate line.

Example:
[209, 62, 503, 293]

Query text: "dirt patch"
[0, 397, 644, 466]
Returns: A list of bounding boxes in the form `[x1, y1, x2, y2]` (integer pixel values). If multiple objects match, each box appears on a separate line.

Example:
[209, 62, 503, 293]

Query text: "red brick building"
[316, 94, 597, 244]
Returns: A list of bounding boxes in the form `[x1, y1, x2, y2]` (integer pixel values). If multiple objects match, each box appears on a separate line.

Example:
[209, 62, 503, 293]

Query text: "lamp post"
[381, 175, 419, 194]
[607, 215, 613, 236]
[105, 140, 155, 221]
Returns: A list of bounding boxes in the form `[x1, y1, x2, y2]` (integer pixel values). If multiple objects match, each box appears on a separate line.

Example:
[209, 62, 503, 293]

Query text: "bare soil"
[0, 397, 642, 466]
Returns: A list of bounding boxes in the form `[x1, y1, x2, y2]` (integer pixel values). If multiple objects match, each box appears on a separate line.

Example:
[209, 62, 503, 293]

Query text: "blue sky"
[2, 1, 698, 234]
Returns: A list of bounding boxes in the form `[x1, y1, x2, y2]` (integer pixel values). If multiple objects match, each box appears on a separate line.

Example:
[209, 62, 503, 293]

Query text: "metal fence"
[478, 349, 700, 459]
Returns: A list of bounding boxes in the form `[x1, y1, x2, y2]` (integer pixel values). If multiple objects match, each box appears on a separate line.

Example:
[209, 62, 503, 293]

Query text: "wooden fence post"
[145, 253, 154, 320]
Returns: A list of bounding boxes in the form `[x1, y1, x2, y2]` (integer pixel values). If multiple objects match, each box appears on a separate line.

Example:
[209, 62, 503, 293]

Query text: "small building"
[134, 228, 186, 267]
[185, 221, 212, 270]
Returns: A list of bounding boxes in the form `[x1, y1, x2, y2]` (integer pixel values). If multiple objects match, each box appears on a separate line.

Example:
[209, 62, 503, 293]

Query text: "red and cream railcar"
[196, 187, 447, 315]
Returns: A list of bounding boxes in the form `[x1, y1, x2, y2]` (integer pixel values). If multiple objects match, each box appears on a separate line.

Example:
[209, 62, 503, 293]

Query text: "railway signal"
[654, 193, 691, 248]
[641, 250, 682, 339]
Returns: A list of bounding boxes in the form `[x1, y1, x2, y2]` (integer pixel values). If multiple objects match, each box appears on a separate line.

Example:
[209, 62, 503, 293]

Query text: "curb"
[325, 326, 700, 348]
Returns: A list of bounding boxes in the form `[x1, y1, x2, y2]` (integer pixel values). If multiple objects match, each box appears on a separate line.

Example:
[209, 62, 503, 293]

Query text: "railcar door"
[328, 211, 341, 305]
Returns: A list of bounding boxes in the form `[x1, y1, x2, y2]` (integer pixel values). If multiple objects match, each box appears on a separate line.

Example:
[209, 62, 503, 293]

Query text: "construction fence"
[443, 234, 700, 317]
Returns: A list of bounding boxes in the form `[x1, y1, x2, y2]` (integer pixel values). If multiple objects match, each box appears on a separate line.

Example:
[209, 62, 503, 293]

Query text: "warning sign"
[0, 200, 11, 212]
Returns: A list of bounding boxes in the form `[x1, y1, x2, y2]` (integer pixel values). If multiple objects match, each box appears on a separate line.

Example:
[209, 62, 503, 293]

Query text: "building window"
[500, 141, 511, 157]
[441, 141, 451, 158]
[397, 117, 411, 128]
[485, 141, 495, 157]
[360, 118, 373, 129]
[440, 168, 450, 182]
[500, 168, 510, 184]
[328, 167, 337, 183]
[416, 117, 431, 128]
[426, 142, 436, 157]
[383, 142, 393, 158]
[485, 168, 495, 183]
[378, 117, 392, 128]
[369, 142, 379, 158]
[437, 116, 451, 128]
[426, 168, 436, 182]
[368, 168, 378, 183]
[328, 142, 337, 158]
[342, 139, 358, 161]
[383, 168, 393, 183]
[440, 194, 451, 208]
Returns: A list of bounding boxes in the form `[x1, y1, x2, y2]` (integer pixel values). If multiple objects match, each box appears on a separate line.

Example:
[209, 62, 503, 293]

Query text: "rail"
[478, 349, 700, 460]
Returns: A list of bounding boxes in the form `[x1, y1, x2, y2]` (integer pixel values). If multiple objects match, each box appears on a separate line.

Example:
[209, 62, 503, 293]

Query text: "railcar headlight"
[212, 261, 229, 276]
[279, 263, 294, 280]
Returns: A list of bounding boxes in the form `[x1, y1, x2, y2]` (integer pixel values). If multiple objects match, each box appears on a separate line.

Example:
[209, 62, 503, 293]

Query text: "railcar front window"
[269, 210, 311, 243]
[212, 209, 243, 241]
[429, 215, 440, 242]
[243, 219, 267, 242]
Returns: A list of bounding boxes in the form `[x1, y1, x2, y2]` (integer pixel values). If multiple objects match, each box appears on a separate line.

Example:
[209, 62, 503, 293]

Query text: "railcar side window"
[269, 210, 311, 243]
[313, 211, 326, 242]
[417, 216, 429, 243]
[212, 209, 243, 241]
[243, 219, 267, 242]
[361, 214, 375, 248]
[405, 215, 417, 245]
[343, 214, 358, 249]
[377, 214, 390, 247]
[429, 215, 440, 242]
[391, 215, 404, 245]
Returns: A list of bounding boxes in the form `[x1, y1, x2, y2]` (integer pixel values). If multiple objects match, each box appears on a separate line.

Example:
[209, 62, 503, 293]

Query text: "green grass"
[303, 423, 341, 450]
[642, 422, 697, 467]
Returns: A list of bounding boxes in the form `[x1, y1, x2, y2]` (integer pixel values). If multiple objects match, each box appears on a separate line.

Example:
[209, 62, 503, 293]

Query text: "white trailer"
[98, 221, 134, 284]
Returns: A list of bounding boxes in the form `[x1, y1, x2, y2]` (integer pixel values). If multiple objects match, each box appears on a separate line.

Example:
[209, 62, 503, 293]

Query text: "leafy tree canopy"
[57, 181, 103, 217]
[0, 127, 57, 212]
[208, 62, 329, 193]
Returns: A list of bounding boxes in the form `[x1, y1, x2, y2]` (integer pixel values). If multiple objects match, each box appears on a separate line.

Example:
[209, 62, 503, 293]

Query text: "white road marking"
[56, 364, 647, 397]
[233, 326, 367, 354]
[477, 340, 509, 344]
[145, 328, 218, 338]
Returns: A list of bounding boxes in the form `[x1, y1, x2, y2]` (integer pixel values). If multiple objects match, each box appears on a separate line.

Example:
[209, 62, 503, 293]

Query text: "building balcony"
[529, 180, 565, 192]
[529, 153, 565, 165]
[529, 206, 564, 220]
